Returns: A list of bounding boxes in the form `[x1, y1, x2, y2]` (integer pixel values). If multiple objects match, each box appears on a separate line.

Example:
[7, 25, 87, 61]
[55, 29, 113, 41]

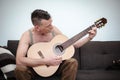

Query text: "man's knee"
[65, 58, 78, 68]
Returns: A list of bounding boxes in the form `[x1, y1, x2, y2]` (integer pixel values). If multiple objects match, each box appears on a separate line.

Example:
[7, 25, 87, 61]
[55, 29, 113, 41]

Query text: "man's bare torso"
[31, 29, 54, 43]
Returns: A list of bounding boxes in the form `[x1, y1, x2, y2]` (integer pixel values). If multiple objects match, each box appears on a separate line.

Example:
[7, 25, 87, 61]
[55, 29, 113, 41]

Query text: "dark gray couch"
[75, 41, 120, 80]
[0, 40, 120, 80]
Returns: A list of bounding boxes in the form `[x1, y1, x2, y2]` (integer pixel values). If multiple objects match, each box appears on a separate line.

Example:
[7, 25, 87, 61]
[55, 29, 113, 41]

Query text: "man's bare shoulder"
[21, 30, 30, 39]
[19, 29, 32, 45]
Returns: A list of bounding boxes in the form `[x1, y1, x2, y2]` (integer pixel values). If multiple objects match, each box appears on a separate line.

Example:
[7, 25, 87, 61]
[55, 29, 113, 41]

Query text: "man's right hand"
[44, 56, 62, 66]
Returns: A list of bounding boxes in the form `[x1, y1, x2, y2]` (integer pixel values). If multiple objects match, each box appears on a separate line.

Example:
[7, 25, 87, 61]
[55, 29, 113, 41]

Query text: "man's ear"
[34, 25, 40, 31]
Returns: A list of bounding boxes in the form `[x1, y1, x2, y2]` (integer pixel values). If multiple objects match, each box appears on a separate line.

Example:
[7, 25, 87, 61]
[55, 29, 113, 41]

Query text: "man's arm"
[16, 31, 45, 67]
[74, 27, 97, 48]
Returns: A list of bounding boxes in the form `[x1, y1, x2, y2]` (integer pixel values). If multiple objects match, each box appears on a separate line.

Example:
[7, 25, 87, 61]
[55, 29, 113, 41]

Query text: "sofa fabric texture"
[0, 40, 120, 80]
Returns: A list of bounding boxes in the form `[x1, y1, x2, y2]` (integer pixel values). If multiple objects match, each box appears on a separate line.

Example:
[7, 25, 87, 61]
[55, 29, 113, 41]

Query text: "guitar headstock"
[95, 17, 107, 28]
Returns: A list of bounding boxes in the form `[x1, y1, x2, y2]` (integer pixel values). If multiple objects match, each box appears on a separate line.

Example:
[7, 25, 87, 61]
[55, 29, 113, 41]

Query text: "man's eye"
[48, 25, 51, 27]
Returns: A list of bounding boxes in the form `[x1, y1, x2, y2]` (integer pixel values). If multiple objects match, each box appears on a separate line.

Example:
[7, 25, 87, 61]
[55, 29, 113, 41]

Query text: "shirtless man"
[15, 9, 97, 80]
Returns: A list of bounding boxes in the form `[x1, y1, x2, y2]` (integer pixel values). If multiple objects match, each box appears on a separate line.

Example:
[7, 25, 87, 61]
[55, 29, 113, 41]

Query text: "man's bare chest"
[33, 33, 53, 43]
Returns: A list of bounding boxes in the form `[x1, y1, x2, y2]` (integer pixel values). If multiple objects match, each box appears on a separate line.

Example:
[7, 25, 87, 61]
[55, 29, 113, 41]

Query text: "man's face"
[36, 18, 53, 35]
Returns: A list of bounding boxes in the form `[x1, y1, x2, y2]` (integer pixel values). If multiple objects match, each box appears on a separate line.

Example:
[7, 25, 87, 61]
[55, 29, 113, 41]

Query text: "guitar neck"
[61, 24, 95, 50]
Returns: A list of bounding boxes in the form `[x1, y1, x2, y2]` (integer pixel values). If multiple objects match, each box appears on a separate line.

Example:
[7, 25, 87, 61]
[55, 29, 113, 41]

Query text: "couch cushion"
[80, 41, 120, 70]
[0, 70, 5, 80]
[0, 47, 16, 80]
[76, 70, 120, 80]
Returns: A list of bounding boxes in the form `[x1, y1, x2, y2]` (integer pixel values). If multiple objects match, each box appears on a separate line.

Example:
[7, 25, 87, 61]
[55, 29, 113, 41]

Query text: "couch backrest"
[73, 48, 81, 69]
[80, 41, 120, 70]
[7, 40, 19, 56]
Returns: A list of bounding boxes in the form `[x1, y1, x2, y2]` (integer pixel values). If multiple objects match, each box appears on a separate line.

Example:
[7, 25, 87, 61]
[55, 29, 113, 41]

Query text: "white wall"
[0, 0, 120, 46]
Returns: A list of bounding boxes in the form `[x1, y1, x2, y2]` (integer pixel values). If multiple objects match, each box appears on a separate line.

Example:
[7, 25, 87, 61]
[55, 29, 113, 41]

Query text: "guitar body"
[27, 35, 75, 77]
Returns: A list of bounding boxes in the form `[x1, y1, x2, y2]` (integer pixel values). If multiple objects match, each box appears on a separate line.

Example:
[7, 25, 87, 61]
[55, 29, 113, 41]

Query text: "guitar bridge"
[38, 51, 44, 58]
[38, 51, 50, 67]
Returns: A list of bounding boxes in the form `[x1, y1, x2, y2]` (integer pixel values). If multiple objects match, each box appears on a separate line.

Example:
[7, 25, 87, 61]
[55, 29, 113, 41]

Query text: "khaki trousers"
[56, 58, 78, 80]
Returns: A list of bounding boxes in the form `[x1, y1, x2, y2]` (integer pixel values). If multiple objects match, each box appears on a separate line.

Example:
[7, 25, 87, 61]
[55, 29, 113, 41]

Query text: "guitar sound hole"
[56, 45, 63, 52]
[54, 45, 64, 56]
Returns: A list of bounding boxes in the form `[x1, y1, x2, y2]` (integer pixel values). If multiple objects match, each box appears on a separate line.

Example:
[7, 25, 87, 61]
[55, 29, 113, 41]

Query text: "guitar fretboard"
[61, 24, 95, 50]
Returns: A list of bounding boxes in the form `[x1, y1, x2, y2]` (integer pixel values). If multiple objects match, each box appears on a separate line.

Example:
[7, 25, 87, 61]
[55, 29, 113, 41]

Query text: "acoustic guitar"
[27, 17, 107, 77]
